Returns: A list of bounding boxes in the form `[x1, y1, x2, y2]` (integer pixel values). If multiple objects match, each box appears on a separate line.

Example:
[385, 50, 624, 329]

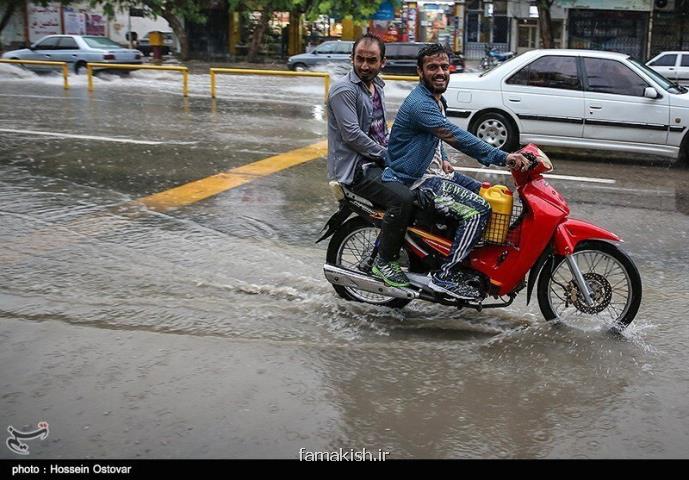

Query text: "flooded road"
[1, 65, 689, 458]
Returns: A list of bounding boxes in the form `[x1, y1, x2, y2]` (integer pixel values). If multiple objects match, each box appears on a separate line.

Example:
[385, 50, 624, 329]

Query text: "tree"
[0, 0, 23, 47]
[93, 0, 209, 60]
[536, 0, 555, 49]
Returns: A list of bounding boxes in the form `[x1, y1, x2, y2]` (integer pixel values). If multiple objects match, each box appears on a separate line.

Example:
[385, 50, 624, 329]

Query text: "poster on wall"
[407, 8, 417, 42]
[28, 3, 61, 42]
[85, 13, 106, 36]
[63, 7, 86, 35]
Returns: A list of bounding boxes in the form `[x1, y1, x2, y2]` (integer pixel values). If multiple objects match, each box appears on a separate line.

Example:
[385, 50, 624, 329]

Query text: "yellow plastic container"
[479, 182, 514, 244]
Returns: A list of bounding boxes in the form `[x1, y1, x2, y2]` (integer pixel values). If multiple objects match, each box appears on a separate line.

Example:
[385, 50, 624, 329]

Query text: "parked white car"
[446, 49, 689, 164]
[647, 51, 689, 82]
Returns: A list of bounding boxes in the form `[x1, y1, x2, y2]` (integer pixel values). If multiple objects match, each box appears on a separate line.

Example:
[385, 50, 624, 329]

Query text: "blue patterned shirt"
[383, 83, 508, 186]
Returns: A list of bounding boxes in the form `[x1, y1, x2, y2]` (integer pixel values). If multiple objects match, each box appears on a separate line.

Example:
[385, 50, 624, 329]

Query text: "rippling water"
[2, 69, 689, 458]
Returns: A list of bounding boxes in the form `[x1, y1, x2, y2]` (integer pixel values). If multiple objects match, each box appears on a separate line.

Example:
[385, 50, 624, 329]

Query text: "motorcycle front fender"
[552, 218, 622, 256]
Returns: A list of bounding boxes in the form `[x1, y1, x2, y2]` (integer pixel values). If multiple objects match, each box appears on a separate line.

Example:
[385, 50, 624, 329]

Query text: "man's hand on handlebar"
[506, 153, 531, 172]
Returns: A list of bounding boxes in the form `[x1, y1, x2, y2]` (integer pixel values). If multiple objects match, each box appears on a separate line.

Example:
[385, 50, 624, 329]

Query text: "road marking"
[0, 128, 196, 145]
[454, 166, 616, 184]
[138, 140, 328, 212]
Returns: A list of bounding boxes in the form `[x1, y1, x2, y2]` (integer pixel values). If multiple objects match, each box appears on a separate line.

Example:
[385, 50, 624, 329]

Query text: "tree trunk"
[161, 11, 189, 60]
[537, 0, 554, 49]
[0, 0, 20, 44]
[247, 10, 271, 63]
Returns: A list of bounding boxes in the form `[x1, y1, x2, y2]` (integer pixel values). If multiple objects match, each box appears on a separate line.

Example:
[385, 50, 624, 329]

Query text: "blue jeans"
[417, 173, 490, 275]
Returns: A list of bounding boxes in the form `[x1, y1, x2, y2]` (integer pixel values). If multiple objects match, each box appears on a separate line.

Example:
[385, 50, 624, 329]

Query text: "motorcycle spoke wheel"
[540, 244, 641, 330]
[337, 226, 409, 305]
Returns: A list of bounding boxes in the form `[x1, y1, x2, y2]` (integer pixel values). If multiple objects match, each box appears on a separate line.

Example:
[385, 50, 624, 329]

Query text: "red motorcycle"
[319, 145, 642, 331]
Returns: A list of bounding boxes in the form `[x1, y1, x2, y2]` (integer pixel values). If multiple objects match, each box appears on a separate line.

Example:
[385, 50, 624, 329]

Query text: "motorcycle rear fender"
[553, 218, 621, 256]
[315, 203, 351, 244]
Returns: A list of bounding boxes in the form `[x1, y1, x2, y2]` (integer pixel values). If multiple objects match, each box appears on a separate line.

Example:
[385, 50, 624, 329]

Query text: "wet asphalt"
[1, 65, 689, 458]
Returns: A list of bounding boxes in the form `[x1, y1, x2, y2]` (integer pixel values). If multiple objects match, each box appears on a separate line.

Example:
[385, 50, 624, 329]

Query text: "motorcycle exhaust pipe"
[323, 264, 420, 300]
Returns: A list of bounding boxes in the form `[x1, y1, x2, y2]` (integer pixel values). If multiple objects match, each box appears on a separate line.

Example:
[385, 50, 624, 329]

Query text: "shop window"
[467, 0, 480, 10]
[507, 56, 581, 91]
[584, 58, 649, 97]
[649, 54, 677, 67]
[467, 12, 479, 43]
[493, 16, 509, 44]
[494, 1, 508, 15]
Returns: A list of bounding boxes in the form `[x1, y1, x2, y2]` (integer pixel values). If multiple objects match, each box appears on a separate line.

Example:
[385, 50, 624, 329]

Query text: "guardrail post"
[87, 64, 93, 92]
[323, 74, 330, 105]
[183, 69, 189, 97]
[210, 69, 216, 99]
[62, 64, 69, 90]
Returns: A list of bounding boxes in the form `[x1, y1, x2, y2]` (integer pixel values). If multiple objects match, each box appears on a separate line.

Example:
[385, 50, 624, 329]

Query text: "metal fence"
[464, 42, 509, 60]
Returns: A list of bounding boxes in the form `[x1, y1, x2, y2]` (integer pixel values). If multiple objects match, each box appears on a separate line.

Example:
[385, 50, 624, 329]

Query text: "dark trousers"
[350, 165, 415, 262]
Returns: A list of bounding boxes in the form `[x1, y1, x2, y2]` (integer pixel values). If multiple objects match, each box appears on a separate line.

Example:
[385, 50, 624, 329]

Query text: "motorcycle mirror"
[644, 87, 660, 99]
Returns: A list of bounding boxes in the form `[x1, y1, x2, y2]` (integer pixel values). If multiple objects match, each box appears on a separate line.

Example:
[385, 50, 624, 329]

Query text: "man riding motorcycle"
[327, 33, 416, 289]
[384, 43, 530, 300]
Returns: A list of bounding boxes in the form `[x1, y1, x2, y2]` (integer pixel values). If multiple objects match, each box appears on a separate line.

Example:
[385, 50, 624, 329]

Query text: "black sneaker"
[429, 271, 482, 300]
[372, 258, 411, 288]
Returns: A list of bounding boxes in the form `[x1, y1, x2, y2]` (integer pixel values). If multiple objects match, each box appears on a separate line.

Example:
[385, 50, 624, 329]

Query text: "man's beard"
[356, 67, 377, 82]
[423, 75, 448, 94]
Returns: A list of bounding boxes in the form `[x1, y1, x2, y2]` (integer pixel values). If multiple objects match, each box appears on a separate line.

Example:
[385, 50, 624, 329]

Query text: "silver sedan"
[1, 34, 143, 73]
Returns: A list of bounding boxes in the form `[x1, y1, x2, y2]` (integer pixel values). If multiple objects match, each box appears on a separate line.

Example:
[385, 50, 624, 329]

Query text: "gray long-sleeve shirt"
[327, 70, 387, 185]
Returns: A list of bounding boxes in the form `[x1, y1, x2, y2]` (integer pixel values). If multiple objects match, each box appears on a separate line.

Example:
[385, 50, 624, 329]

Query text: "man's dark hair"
[417, 43, 451, 68]
[352, 33, 385, 60]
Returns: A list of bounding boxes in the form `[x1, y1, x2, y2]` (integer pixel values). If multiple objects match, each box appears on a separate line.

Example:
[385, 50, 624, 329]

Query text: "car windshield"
[82, 37, 122, 49]
[629, 57, 688, 94]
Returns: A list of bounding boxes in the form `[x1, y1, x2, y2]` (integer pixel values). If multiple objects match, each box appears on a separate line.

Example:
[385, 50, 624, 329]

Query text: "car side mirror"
[29, 44, 36, 50]
[644, 87, 660, 99]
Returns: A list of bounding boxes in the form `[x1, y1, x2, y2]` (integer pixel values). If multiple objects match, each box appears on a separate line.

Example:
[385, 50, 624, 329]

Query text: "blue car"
[287, 41, 354, 72]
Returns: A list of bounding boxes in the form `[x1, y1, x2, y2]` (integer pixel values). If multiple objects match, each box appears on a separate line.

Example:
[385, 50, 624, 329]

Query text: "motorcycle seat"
[328, 181, 376, 209]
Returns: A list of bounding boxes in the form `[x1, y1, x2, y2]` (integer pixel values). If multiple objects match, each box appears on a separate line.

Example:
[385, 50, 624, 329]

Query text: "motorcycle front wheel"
[536, 240, 642, 331]
[326, 217, 412, 309]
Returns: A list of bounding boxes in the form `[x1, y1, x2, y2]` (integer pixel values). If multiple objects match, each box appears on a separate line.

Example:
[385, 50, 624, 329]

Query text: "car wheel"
[74, 61, 87, 75]
[292, 63, 308, 72]
[470, 111, 518, 152]
[676, 131, 689, 169]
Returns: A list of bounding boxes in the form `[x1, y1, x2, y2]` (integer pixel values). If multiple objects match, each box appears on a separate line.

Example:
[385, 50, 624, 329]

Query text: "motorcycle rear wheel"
[326, 217, 412, 309]
[536, 241, 642, 331]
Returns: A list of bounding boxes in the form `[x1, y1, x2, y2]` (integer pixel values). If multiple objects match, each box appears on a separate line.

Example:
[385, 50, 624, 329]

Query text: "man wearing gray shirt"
[327, 33, 415, 288]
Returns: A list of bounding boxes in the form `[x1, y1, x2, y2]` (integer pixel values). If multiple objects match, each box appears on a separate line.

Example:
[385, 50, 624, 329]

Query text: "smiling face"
[352, 40, 384, 85]
[418, 52, 450, 95]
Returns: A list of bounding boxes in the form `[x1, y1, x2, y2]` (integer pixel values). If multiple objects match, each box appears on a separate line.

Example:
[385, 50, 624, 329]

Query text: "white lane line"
[0, 128, 196, 145]
[454, 166, 616, 184]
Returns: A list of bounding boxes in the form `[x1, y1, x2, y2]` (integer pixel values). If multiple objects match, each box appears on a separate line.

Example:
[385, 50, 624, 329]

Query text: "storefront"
[464, 0, 509, 59]
[560, 0, 652, 60]
[369, 1, 463, 52]
[650, 3, 689, 58]
[509, 0, 565, 54]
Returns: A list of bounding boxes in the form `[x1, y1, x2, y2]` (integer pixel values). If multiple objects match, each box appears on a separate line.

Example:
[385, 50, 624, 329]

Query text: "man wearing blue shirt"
[384, 44, 529, 300]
